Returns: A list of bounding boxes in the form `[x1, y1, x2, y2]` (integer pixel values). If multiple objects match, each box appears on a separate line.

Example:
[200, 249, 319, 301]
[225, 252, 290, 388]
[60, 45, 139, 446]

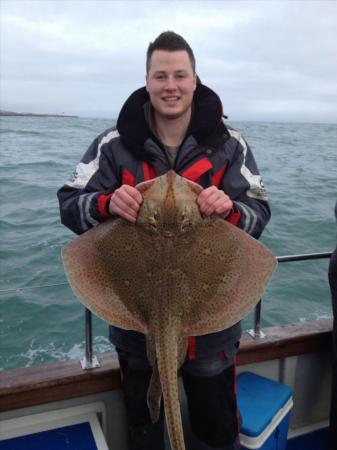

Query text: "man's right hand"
[109, 185, 143, 223]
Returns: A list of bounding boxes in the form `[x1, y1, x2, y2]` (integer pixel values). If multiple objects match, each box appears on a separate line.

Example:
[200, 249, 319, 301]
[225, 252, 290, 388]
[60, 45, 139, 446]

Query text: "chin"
[159, 107, 189, 120]
[163, 112, 184, 120]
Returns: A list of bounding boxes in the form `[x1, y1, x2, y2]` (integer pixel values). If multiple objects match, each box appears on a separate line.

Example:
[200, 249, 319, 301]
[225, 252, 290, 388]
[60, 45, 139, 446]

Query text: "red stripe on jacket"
[226, 208, 241, 225]
[142, 162, 157, 181]
[188, 336, 197, 360]
[212, 165, 227, 188]
[97, 193, 113, 219]
[181, 158, 213, 183]
[122, 169, 136, 186]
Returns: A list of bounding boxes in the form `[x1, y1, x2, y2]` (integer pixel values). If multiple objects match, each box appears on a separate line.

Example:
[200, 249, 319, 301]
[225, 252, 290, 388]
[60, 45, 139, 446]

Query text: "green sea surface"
[0, 116, 336, 371]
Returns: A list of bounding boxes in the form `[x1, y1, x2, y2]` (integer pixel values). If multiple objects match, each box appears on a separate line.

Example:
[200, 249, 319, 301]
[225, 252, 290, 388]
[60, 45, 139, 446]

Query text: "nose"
[164, 75, 177, 91]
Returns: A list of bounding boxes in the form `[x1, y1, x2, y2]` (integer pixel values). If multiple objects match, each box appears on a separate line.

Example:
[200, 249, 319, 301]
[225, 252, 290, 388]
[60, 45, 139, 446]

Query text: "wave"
[0, 128, 46, 136]
[1, 160, 60, 170]
[0, 336, 113, 371]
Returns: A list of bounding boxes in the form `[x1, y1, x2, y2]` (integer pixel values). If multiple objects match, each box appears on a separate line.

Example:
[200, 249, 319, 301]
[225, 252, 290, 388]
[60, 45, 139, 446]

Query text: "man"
[58, 31, 270, 450]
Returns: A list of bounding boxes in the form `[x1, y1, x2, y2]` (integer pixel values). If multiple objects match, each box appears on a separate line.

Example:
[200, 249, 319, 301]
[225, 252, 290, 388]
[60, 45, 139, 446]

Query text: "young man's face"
[146, 50, 197, 121]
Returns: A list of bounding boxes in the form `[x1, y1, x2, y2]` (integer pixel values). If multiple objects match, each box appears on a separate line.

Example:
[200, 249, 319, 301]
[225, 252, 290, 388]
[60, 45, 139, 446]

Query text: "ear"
[145, 74, 149, 92]
[193, 74, 197, 91]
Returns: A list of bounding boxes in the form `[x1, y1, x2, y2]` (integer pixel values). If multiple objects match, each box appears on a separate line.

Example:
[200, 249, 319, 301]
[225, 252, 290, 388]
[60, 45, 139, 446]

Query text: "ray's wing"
[180, 219, 277, 336]
[62, 218, 153, 334]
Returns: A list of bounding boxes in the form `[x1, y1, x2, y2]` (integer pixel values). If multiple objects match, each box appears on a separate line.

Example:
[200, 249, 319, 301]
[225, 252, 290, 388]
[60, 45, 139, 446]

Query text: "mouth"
[162, 96, 180, 103]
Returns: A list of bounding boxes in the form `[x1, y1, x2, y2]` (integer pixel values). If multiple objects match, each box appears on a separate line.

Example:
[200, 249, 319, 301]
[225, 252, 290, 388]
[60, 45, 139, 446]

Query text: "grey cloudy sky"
[1, 0, 337, 122]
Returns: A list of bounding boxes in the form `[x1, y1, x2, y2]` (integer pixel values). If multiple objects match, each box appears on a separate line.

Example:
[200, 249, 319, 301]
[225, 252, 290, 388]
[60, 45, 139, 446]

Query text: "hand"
[197, 186, 233, 219]
[109, 185, 143, 223]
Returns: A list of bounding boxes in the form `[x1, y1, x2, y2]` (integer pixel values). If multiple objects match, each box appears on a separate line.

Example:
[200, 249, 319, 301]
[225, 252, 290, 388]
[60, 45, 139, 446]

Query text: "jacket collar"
[116, 82, 229, 161]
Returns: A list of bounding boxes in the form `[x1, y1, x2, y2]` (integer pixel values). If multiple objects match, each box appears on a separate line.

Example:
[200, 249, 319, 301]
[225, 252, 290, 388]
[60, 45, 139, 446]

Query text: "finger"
[214, 201, 233, 216]
[110, 195, 139, 218]
[109, 202, 138, 223]
[197, 186, 217, 205]
[122, 185, 143, 205]
[202, 195, 232, 217]
[199, 190, 223, 214]
[114, 188, 142, 213]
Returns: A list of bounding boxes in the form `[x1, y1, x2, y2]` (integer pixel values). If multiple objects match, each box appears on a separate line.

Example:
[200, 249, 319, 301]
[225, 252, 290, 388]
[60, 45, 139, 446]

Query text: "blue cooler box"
[237, 372, 293, 450]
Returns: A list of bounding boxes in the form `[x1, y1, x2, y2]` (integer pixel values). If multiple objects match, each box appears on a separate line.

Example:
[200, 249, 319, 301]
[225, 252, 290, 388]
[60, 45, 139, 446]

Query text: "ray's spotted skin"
[62, 171, 277, 450]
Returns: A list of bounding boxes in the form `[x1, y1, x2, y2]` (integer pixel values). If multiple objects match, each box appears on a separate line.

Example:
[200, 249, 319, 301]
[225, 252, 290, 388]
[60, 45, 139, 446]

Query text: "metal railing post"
[247, 299, 266, 339]
[80, 308, 100, 370]
[247, 251, 332, 340]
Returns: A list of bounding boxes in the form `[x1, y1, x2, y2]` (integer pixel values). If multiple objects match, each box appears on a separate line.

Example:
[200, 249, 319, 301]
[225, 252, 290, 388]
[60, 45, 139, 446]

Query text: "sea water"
[0, 116, 336, 371]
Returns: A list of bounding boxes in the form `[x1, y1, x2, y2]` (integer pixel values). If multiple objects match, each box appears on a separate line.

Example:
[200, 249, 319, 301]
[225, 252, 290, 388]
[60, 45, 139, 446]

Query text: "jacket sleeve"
[57, 129, 120, 235]
[222, 130, 271, 239]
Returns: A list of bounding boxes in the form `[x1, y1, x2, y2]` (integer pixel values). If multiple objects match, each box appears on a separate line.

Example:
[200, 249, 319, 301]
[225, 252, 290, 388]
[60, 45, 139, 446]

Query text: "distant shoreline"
[0, 110, 77, 118]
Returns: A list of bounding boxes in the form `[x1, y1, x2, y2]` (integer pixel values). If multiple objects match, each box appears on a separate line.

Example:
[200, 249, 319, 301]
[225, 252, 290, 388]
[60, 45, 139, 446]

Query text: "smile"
[162, 96, 180, 102]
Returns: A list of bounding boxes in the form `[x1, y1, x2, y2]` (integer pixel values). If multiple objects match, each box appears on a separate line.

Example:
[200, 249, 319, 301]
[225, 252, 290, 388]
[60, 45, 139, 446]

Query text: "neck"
[153, 107, 192, 147]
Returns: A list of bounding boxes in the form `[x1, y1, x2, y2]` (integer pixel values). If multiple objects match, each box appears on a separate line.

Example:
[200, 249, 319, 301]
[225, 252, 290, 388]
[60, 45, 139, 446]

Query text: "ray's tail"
[155, 327, 186, 450]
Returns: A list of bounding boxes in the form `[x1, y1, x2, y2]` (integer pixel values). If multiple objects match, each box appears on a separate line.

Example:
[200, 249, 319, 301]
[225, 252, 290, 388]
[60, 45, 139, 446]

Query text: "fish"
[62, 170, 277, 450]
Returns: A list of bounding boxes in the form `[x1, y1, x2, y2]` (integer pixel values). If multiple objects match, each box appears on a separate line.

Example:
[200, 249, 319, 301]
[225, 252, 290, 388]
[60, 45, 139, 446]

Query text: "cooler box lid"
[237, 372, 293, 438]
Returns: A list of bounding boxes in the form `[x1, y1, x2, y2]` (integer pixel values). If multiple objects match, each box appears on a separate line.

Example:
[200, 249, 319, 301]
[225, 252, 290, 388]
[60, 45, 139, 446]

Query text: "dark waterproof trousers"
[117, 349, 240, 450]
[329, 246, 337, 450]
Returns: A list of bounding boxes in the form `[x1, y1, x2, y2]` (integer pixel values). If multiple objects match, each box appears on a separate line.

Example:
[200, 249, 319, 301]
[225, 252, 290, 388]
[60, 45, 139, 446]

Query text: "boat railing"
[81, 251, 333, 370]
[248, 251, 333, 339]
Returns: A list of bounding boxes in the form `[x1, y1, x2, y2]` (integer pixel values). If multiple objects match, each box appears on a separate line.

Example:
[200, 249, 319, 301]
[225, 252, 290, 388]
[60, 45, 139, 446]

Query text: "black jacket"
[57, 83, 271, 358]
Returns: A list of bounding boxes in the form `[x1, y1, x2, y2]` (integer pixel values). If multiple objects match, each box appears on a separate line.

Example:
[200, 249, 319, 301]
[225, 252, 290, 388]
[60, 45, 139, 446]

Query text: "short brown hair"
[146, 31, 196, 74]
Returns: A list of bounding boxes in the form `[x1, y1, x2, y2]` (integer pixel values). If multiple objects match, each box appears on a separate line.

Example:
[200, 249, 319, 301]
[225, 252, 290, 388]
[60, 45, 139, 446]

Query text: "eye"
[147, 210, 159, 231]
[181, 219, 191, 229]
[180, 213, 193, 232]
[147, 217, 157, 231]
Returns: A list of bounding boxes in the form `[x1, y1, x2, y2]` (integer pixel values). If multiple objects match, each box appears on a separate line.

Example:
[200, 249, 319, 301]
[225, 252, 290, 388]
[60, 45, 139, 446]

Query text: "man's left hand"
[197, 186, 233, 219]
